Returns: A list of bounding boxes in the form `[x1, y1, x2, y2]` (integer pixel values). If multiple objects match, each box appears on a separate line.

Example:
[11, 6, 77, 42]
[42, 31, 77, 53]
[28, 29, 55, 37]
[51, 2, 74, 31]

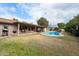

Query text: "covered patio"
[14, 22, 44, 35]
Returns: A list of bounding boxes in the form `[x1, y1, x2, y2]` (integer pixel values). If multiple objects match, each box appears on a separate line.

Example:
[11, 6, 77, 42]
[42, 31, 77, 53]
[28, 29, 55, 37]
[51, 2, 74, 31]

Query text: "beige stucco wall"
[43, 28, 47, 32]
[8, 24, 18, 36]
[0, 24, 3, 36]
[0, 24, 17, 36]
[8, 25, 15, 36]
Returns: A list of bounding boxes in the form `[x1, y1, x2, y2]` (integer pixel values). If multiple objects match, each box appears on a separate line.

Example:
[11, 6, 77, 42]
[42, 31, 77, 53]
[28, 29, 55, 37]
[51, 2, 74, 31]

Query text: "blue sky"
[0, 3, 79, 27]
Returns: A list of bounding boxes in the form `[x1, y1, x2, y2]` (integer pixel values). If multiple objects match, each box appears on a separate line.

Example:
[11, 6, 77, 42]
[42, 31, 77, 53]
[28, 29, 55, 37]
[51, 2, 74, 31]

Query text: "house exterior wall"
[0, 23, 18, 36]
[8, 24, 17, 36]
[43, 28, 47, 32]
[0, 23, 44, 36]
[0, 24, 3, 36]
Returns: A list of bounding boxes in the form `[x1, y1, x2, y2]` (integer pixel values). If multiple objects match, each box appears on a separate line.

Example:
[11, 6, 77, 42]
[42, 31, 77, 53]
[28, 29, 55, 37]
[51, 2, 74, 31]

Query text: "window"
[2, 25, 8, 36]
[3, 25, 8, 29]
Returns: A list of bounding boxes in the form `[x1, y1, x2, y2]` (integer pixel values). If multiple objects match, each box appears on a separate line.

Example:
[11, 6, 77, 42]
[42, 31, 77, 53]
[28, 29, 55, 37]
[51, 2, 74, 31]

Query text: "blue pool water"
[41, 31, 62, 37]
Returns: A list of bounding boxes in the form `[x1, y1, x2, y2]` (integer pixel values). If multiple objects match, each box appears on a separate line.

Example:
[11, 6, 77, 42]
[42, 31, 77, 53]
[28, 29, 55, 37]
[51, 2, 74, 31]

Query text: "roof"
[0, 18, 17, 24]
[15, 21, 44, 28]
[0, 18, 44, 28]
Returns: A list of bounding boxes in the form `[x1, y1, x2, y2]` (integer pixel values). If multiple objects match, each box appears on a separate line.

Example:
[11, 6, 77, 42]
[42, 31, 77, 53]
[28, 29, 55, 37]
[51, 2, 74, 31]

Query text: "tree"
[37, 17, 49, 27]
[13, 18, 18, 21]
[66, 15, 79, 30]
[58, 23, 66, 29]
[65, 15, 79, 36]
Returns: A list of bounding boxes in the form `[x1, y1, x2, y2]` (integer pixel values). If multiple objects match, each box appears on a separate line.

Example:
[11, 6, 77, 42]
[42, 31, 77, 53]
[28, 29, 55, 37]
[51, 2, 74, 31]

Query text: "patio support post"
[35, 26, 36, 32]
[17, 23, 20, 36]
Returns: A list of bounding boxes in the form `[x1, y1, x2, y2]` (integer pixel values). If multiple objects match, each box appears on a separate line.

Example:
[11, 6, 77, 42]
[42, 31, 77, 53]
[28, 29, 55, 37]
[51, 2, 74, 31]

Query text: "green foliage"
[13, 18, 18, 21]
[0, 33, 79, 56]
[65, 15, 79, 36]
[66, 15, 79, 28]
[37, 17, 49, 27]
[58, 23, 66, 29]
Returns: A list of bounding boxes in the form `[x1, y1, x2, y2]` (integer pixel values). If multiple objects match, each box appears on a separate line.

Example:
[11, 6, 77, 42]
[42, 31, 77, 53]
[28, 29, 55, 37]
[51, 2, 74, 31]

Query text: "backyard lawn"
[0, 33, 79, 56]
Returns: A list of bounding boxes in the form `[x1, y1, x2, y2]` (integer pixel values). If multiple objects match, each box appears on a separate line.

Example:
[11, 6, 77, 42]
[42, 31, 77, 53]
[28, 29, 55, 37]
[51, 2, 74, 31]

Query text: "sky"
[0, 3, 79, 27]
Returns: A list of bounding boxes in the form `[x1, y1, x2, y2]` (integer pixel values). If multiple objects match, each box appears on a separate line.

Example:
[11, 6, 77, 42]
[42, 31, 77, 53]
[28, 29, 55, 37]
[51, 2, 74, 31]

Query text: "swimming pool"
[41, 31, 63, 37]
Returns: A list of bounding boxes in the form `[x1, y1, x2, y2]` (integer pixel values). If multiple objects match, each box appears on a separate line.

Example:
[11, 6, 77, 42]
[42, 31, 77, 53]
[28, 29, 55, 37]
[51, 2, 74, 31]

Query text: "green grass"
[0, 33, 79, 56]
